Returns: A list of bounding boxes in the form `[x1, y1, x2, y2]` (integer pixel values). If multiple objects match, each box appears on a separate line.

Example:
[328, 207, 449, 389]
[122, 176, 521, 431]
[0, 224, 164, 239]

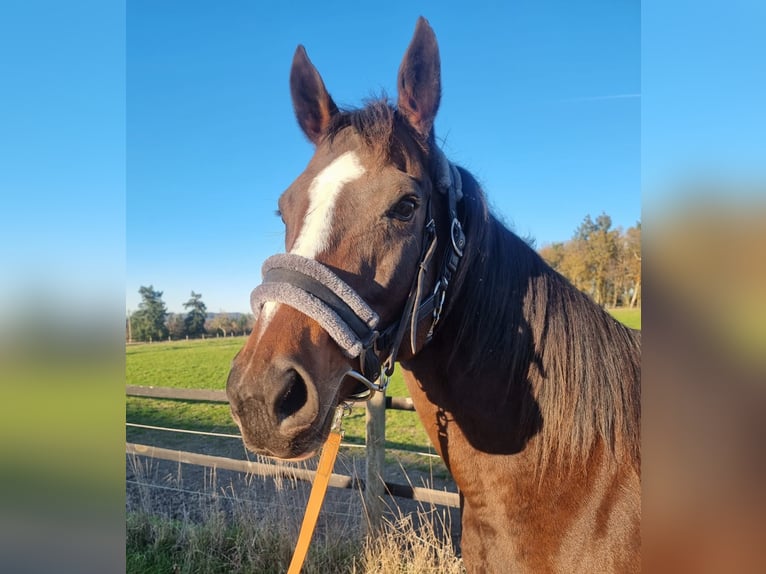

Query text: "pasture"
[126, 337, 437, 459]
[126, 306, 639, 461]
[126, 308, 640, 572]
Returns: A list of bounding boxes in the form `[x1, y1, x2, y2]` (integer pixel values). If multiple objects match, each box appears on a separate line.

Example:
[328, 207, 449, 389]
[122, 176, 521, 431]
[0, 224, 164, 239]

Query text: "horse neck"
[405, 191, 641, 474]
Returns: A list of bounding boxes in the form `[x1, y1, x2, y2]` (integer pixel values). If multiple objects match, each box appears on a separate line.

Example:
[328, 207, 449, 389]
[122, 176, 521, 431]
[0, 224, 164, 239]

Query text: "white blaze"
[257, 151, 365, 337]
[291, 151, 366, 258]
[256, 301, 279, 341]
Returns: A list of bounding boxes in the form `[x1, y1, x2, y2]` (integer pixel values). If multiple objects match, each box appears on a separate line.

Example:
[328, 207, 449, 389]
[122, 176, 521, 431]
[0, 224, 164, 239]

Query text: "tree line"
[127, 288, 255, 342]
[538, 213, 641, 308]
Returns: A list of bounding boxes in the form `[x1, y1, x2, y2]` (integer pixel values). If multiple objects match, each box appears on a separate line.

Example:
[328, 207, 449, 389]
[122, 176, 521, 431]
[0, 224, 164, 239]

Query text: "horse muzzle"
[226, 353, 327, 459]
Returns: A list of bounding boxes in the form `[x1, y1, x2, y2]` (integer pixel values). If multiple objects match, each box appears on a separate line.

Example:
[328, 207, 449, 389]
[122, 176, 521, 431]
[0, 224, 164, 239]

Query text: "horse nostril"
[276, 369, 308, 424]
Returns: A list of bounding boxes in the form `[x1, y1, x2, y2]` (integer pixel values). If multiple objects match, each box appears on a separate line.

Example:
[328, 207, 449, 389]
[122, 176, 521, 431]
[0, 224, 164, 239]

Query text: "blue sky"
[0, 2, 762, 320]
[6, 1, 761, 321]
[1, 1, 125, 320]
[642, 0, 766, 198]
[126, 0, 640, 313]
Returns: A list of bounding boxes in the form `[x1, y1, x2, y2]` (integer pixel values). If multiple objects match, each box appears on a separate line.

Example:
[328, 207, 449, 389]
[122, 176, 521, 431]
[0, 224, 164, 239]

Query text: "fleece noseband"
[249, 147, 464, 400]
[250, 253, 382, 367]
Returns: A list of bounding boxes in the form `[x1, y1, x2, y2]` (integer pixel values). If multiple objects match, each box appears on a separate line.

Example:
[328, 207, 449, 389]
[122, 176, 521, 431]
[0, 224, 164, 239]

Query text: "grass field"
[126, 337, 241, 390]
[127, 307, 639, 455]
[126, 336, 434, 460]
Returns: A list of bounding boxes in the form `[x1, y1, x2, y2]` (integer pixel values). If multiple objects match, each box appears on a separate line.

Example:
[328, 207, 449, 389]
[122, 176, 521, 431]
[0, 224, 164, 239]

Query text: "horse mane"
[446, 169, 641, 473]
[323, 98, 640, 474]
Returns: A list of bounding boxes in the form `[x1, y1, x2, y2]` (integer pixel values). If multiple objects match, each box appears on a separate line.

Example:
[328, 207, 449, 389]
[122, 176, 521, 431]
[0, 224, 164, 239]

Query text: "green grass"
[126, 336, 242, 389]
[127, 306, 639, 455]
[127, 304, 640, 455]
[607, 307, 642, 330]
[126, 337, 435, 456]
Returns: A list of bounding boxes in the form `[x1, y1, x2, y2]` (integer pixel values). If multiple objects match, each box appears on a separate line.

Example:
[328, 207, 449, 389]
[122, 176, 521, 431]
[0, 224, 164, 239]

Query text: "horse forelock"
[325, 98, 432, 172]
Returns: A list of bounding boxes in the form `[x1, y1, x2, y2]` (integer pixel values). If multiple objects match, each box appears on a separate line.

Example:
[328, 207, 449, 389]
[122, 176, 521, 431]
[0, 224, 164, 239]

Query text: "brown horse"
[227, 17, 641, 573]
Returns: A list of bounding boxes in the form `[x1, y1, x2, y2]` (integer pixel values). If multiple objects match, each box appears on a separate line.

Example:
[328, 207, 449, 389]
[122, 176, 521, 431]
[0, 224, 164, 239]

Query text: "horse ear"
[397, 17, 441, 140]
[290, 45, 339, 144]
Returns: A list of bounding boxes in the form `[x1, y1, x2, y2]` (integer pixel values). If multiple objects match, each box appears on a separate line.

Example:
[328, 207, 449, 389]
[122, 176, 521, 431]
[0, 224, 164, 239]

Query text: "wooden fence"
[126, 385, 460, 530]
[126, 385, 417, 412]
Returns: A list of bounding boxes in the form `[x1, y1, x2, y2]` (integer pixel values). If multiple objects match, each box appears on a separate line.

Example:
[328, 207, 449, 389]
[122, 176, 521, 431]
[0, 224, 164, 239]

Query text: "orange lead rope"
[287, 404, 347, 574]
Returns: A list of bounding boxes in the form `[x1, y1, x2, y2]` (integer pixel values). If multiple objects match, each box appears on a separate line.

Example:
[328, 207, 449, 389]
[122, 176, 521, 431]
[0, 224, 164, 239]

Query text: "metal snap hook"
[451, 218, 465, 257]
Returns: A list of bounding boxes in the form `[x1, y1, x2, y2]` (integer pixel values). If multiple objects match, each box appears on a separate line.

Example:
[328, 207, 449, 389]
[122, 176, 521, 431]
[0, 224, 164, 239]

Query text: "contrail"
[559, 93, 641, 103]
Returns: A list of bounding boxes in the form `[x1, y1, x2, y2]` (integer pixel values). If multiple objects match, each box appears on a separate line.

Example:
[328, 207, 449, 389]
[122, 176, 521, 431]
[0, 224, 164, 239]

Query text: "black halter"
[250, 148, 465, 400]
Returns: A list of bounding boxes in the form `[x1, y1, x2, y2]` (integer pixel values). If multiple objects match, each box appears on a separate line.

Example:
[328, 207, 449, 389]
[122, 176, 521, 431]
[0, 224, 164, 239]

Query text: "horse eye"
[388, 198, 418, 221]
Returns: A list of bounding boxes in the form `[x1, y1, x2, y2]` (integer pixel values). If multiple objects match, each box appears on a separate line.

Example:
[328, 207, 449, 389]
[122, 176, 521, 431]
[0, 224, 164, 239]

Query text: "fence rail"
[126, 442, 459, 508]
[126, 384, 416, 411]
[126, 385, 459, 520]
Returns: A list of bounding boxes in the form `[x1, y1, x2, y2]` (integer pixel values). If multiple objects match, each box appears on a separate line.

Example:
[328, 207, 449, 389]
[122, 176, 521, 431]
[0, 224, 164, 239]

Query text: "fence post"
[364, 390, 386, 535]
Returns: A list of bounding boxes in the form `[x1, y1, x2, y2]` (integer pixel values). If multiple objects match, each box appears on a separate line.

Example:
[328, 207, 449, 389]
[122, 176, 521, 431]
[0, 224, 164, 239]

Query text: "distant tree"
[590, 214, 620, 306]
[569, 213, 620, 306]
[131, 285, 168, 341]
[207, 312, 233, 337]
[166, 313, 186, 339]
[538, 214, 640, 309]
[624, 222, 641, 308]
[539, 242, 566, 271]
[183, 291, 207, 338]
[559, 230, 590, 294]
[236, 313, 254, 335]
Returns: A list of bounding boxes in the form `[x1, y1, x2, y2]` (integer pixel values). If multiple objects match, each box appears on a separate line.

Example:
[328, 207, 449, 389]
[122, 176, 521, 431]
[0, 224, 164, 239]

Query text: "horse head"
[226, 18, 455, 460]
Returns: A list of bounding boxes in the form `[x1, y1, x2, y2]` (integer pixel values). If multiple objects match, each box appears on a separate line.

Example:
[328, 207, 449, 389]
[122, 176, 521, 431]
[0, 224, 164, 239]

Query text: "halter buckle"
[427, 280, 448, 340]
[450, 218, 465, 258]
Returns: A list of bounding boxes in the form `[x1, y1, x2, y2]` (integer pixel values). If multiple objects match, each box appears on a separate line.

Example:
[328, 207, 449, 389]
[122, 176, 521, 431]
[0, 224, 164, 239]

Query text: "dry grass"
[356, 509, 465, 574]
[126, 454, 463, 573]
